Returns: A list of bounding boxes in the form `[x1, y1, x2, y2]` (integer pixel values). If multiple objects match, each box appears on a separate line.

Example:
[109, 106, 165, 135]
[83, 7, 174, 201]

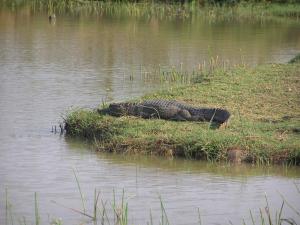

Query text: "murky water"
[0, 5, 300, 225]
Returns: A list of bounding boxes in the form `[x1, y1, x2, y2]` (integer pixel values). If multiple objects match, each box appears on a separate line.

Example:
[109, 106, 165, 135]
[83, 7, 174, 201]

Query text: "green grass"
[65, 62, 300, 165]
[1, 0, 300, 20]
[4, 181, 300, 225]
[4, 171, 171, 225]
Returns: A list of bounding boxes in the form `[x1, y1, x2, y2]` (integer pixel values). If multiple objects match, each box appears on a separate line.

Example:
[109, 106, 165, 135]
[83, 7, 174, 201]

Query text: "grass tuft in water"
[243, 183, 300, 225]
[3, 173, 300, 224]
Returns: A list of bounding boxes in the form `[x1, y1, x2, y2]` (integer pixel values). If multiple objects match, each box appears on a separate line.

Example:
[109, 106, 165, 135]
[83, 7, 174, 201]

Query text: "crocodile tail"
[204, 108, 231, 124]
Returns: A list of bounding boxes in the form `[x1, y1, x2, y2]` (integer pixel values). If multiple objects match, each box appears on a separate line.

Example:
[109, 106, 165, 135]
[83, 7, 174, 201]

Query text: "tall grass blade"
[264, 194, 272, 225]
[159, 196, 169, 225]
[72, 168, 86, 213]
[280, 218, 297, 224]
[34, 192, 40, 225]
[113, 189, 116, 224]
[6, 189, 14, 225]
[149, 209, 153, 225]
[260, 208, 265, 225]
[94, 189, 100, 221]
[277, 201, 284, 225]
[120, 189, 127, 225]
[22, 216, 27, 225]
[5, 188, 8, 225]
[100, 199, 110, 225]
[279, 193, 300, 217]
[250, 209, 255, 225]
[51, 200, 93, 219]
[294, 181, 300, 194]
[198, 208, 202, 225]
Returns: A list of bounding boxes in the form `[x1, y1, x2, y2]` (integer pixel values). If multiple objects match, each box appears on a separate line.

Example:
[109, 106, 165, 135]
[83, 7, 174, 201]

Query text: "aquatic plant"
[4, 179, 300, 224]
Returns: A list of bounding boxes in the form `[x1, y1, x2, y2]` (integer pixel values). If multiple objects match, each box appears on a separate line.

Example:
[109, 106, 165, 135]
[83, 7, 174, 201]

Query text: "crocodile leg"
[171, 109, 191, 121]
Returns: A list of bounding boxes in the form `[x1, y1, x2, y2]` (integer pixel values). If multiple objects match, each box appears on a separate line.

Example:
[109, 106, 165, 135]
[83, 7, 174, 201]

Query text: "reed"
[5, 188, 15, 225]
[5, 188, 8, 225]
[34, 193, 40, 225]
[4, 184, 300, 225]
[72, 168, 86, 213]
[1, 0, 300, 20]
[198, 208, 202, 225]
[159, 196, 170, 225]
[242, 183, 300, 225]
[112, 189, 128, 225]
[133, 57, 233, 87]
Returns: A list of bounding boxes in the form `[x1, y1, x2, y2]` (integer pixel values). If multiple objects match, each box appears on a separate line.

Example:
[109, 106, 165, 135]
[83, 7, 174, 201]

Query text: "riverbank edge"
[3, 1, 300, 19]
[64, 61, 300, 165]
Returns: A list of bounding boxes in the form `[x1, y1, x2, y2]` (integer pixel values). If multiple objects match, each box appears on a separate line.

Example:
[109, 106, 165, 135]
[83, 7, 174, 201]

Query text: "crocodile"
[98, 99, 231, 126]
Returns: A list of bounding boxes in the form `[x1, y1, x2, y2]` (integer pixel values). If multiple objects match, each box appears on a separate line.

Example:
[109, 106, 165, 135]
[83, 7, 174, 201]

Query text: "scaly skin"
[98, 99, 230, 125]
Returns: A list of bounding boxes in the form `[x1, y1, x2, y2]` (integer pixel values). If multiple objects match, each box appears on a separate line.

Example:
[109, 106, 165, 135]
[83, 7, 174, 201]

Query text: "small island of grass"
[65, 58, 300, 165]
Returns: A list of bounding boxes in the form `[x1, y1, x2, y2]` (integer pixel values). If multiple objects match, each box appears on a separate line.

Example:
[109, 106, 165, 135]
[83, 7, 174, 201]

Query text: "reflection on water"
[0, 5, 300, 225]
[2, 137, 300, 225]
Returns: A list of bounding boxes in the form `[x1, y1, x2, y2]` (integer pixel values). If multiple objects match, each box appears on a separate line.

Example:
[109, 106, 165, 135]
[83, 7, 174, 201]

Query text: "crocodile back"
[140, 100, 182, 119]
[142, 100, 230, 124]
[100, 99, 230, 124]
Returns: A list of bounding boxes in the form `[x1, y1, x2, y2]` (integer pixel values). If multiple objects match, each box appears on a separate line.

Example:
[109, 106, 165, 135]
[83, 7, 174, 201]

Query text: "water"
[0, 5, 300, 225]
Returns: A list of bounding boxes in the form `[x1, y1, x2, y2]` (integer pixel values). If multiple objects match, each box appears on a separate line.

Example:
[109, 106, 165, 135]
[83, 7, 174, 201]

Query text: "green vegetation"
[65, 61, 300, 165]
[4, 173, 300, 225]
[1, 0, 300, 20]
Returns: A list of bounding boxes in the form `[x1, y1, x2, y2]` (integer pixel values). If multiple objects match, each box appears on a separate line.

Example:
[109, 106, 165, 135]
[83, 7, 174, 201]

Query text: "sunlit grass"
[65, 61, 300, 165]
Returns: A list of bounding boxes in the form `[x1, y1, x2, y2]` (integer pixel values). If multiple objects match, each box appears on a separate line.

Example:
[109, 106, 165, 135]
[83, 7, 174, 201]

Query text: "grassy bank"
[65, 59, 300, 165]
[1, 0, 300, 20]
